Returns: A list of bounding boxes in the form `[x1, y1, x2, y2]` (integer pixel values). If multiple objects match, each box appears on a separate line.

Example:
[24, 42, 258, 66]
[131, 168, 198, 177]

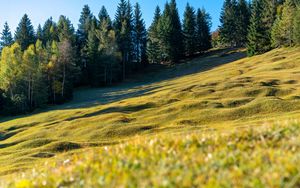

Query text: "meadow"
[1, 47, 300, 187]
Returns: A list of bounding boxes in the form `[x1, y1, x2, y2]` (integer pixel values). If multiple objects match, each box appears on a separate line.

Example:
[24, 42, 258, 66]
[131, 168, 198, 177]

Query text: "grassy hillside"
[4, 120, 300, 187]
[1, 47, 300, 186]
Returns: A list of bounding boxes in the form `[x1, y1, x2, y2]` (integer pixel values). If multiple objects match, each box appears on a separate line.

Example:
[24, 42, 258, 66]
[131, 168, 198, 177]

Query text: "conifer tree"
[36, 24, 43, 41]
[196, 8, 212, 52]
[77, 5, 93, 78]
[169, 0, 184, 62]
[0, 22, 13, 51]
[157, 0, 184, 63]
[157, 2, 172, 62]
[261, 0, 279, 51]
[147, 6, 161, 64]
[114, 0, 134, 79]
[99, 6, 112, 29]
[77, 5, 93, 47]
[219, 0, 238, 46]
[86, 17, 100, 86]
[57, 15, 75, 43]
[183, 3, 197, 56]
[15, 14, 36, 51]
[42, 17, 58, 45]
[271, 0, 297, 47]
[133, 2, 147, 67]
[96, 13, 120, 85]
[293, 7, 300, 45]
[236, 0, 250, 46]
[247, 0, 265, 56]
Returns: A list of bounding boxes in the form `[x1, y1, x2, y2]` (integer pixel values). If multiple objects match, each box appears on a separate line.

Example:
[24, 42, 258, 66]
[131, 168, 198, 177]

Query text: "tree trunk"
[62, 64, 66, 98]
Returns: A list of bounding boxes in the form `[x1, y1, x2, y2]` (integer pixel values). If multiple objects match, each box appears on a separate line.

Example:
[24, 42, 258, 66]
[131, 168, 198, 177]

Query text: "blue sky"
[0, 0, 223, 34]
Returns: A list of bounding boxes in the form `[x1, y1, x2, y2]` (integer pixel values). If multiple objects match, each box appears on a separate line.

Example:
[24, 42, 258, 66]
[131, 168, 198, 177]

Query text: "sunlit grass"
[4, 120, 300, 187]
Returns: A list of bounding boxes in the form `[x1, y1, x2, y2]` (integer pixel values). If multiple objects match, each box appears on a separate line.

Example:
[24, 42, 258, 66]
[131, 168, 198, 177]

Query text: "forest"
[0, 0, 300, 115]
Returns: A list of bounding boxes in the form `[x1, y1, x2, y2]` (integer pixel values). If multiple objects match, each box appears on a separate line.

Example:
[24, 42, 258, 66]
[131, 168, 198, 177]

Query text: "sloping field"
[1, 48, 300, 186]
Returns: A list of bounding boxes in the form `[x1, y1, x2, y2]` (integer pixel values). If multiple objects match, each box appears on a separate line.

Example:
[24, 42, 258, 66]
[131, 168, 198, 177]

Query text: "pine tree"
[247, 0, 265, 56]
[77, 5, 93, 47]
[15, 14, 36, 51]
[77, 5, 93, 78]
[147, 6, 161, 64]
[196, 8, 212, 52]
[96, 13, 120, 85]
[114, 0, 134, 79]
[0, 22, 13, 51]
[42, 17, 58, 45]
[236, 0, 250, 46]
[57, 15, 75, 43]
[36, 24, 43, 41]
[133, 2, 147, 67]
[86, 18, 100, 86]
[219, 0, 238, 46]
[293, 7, 300, 45]
[157, 0, 184, 63]
[169, 0, 184, 62]
[271, 0, 297, 47]
[99, 6, 112, 29]
[157, 2, 172, 62]
[261, 0, 279, 51]
[183, 3, 197, 56]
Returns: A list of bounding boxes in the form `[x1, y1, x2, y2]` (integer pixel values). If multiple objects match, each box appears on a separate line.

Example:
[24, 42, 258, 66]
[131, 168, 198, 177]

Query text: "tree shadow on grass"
[0, 48, 246, 124]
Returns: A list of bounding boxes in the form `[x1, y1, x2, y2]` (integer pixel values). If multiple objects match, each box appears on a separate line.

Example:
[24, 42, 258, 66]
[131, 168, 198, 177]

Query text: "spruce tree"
[147, 6, 161, 64]
[42, 17, 58, 45]
[261, 0, 279, 51]
[0, 22, 13, 51]
[99, 6, 112, 29]
[96, 13, 120, 85]
[183, 3, 197, 56]
[86, 19, 100, 86]
[57, 15, 75, 43]
[169, 0, 184, 62]
[15, 14, 36, 51]
[157, 2, 172, 62]
[114, 0, 134, 79]
[293, 7, 300, 45]
[157, 0, 184, 63]
[77, 5, 93, 74]
[133, 2, 147, 67]
[196, 8, 212, 52]
[77, 5, 93, 47]
[36, 24, 43, 41]
[236, 0, 250, 46]
[219, 0, 238, 46]
[247, 0, 265, 56]
[271, 0, 297, 47]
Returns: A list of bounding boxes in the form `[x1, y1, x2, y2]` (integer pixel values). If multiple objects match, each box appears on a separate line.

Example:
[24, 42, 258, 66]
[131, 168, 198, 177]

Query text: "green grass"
[1, 47, 300, 186]
[4, 120, 300, 187]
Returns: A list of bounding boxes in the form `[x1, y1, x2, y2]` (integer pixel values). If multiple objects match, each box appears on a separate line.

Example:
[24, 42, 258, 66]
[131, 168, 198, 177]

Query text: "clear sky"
[0, 0, 223, 34]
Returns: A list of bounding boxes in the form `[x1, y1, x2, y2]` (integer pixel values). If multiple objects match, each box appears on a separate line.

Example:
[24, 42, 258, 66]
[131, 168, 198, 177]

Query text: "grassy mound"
[1, 47, 300, 183]
[4, 120, 300, 187]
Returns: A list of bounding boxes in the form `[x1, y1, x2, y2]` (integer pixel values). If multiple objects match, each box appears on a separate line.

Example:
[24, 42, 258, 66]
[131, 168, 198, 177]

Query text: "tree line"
[0, 0, 212, 115]
[216, 0, 300, 56]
